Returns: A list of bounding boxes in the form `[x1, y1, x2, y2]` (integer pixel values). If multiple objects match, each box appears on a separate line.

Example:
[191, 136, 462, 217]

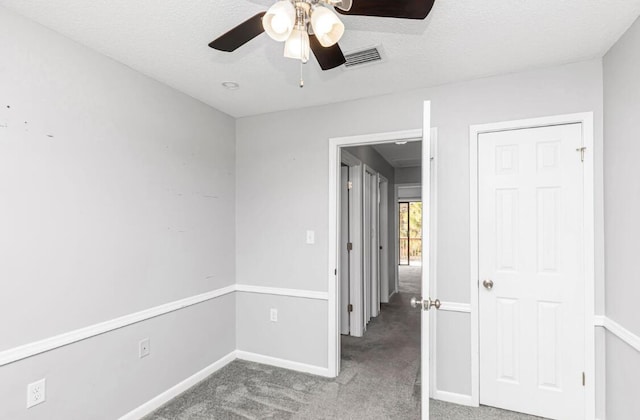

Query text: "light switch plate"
[306, 230, 315, 244]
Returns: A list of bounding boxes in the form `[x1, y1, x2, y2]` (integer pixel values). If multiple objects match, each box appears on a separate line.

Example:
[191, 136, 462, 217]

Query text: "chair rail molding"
[595, 315, 640, 352]
[0, 284, 328, 366]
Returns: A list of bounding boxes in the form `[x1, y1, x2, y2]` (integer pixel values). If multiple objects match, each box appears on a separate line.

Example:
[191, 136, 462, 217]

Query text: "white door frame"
[328, 128, 423, 377]
[469, 112, 595, 418]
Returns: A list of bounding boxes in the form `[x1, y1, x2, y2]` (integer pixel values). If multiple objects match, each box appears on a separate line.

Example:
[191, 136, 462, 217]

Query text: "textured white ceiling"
[2, 0, 639, 117]
[373, 141, 422, 168]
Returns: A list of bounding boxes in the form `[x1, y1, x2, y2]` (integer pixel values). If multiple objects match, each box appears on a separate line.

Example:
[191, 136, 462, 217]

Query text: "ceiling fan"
[208, 0, 436, 72]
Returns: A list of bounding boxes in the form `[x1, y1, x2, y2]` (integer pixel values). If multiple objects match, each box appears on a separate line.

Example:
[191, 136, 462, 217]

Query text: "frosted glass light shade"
[284, 28, 310, 63]
[263, 1, 296, 42]
[311, 6, 344, 47]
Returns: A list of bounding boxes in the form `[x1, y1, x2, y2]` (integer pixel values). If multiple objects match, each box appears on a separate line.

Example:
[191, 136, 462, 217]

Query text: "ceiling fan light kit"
[311, 5, 345, 47]
[264, 1, 344, 63]
[263, 1, 296, 42]
[284, 27, 311, 63]
[208, 0, 436, 80]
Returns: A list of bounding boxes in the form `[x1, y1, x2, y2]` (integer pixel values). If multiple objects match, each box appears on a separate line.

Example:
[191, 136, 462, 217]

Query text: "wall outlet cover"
[270, 308, 278, 322]
[27, 378, 46, 408]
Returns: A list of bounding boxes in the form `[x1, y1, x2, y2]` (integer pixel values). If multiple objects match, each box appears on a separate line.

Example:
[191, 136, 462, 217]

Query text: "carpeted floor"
[398, 264, 422, 295]
[144, 266, 544, 420]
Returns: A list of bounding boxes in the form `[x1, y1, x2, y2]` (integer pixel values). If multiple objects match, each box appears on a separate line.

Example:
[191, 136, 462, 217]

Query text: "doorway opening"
[399, 201, 423, 266]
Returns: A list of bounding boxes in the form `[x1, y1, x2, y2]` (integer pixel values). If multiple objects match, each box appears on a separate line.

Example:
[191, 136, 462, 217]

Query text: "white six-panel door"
[478, 123, 585, 419]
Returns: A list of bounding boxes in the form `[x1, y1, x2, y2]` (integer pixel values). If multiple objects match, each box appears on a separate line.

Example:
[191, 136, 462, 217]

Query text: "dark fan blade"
[209, 12, 266, 52]
[335, 0, 435, 20]
[309, 35, 346, 71]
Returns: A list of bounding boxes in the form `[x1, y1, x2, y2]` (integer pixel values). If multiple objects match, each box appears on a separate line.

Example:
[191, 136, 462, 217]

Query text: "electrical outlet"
[139, 338, 151, 358]
[26, 378, 46, 408]
[270, 308, 278, 322]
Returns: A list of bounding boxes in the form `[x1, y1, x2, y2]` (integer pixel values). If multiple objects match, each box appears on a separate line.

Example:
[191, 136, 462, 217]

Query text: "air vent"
[344, 46, 384, 69]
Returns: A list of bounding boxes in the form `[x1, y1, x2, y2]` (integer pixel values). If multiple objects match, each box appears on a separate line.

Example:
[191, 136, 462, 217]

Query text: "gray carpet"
[144, 267, 544, 420]
[398, 264, 422, 295]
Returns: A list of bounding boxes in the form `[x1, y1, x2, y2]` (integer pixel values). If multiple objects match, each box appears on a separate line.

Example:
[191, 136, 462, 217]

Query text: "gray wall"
[236, 59, 604, 397]
[395, 166, 422, 185]
[603, 14, 640, 420]
[0, 7, 236, 418]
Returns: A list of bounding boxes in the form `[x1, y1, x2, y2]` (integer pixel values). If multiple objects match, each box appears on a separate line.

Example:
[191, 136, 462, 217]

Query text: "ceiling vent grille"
[344, 46, 384, 68]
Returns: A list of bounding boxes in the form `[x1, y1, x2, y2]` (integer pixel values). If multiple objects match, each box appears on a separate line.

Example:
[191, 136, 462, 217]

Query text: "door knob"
[430, 299, 441, 310]
[483, 279, 494, 290]
[410, 297, 441, 311]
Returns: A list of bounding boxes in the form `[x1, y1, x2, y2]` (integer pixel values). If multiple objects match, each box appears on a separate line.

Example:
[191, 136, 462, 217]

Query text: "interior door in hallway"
[340, 165, 350, 335]
[478, 124, 585, 419]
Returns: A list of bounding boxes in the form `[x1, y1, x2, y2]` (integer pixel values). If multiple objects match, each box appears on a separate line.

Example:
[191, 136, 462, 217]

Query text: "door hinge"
[582, 372, 585, 386]
[576, 147, 586, 162]
[347, 181, 353, 190]
[347, 242, 353, 251]
[348, 304, 353, 312]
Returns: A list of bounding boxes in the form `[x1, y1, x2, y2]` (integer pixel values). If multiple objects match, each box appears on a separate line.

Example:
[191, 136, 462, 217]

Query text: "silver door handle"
[410, 297, 441, 311]
[483, 279, 494, 290]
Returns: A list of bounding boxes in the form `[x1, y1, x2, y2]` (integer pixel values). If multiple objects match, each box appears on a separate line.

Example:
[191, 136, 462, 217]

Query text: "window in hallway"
[398, 201, 422, 266]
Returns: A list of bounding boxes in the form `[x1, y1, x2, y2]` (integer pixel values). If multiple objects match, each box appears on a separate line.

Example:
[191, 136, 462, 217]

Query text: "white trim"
[597, 316, 640, 352]
[469, 112, 596, 418]
[235, 350, 331, 377]
[438, 301, 471, 313]
[235, 284, 328, 300]
[118, 351, 236, 420]
[0, 285, 236, 367]
[0, 284, 329, 367]
[330, 129, 422, 147]
[432, 390, 476, 407]
[328, 127, 422, 378]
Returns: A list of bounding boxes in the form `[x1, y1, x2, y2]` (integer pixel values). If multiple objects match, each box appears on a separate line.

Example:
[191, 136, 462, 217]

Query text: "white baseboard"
[118, 351, 236, 420]
[235, 350, 332, 378]
[433, 389, 476, 407]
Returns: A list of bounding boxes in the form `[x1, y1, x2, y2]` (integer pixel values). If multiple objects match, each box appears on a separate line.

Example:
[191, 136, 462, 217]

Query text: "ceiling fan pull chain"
[299, 59, 304, 88]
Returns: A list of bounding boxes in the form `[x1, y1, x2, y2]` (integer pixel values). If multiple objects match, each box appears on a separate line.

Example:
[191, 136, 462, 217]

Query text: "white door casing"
[478, 123, 585, 419]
